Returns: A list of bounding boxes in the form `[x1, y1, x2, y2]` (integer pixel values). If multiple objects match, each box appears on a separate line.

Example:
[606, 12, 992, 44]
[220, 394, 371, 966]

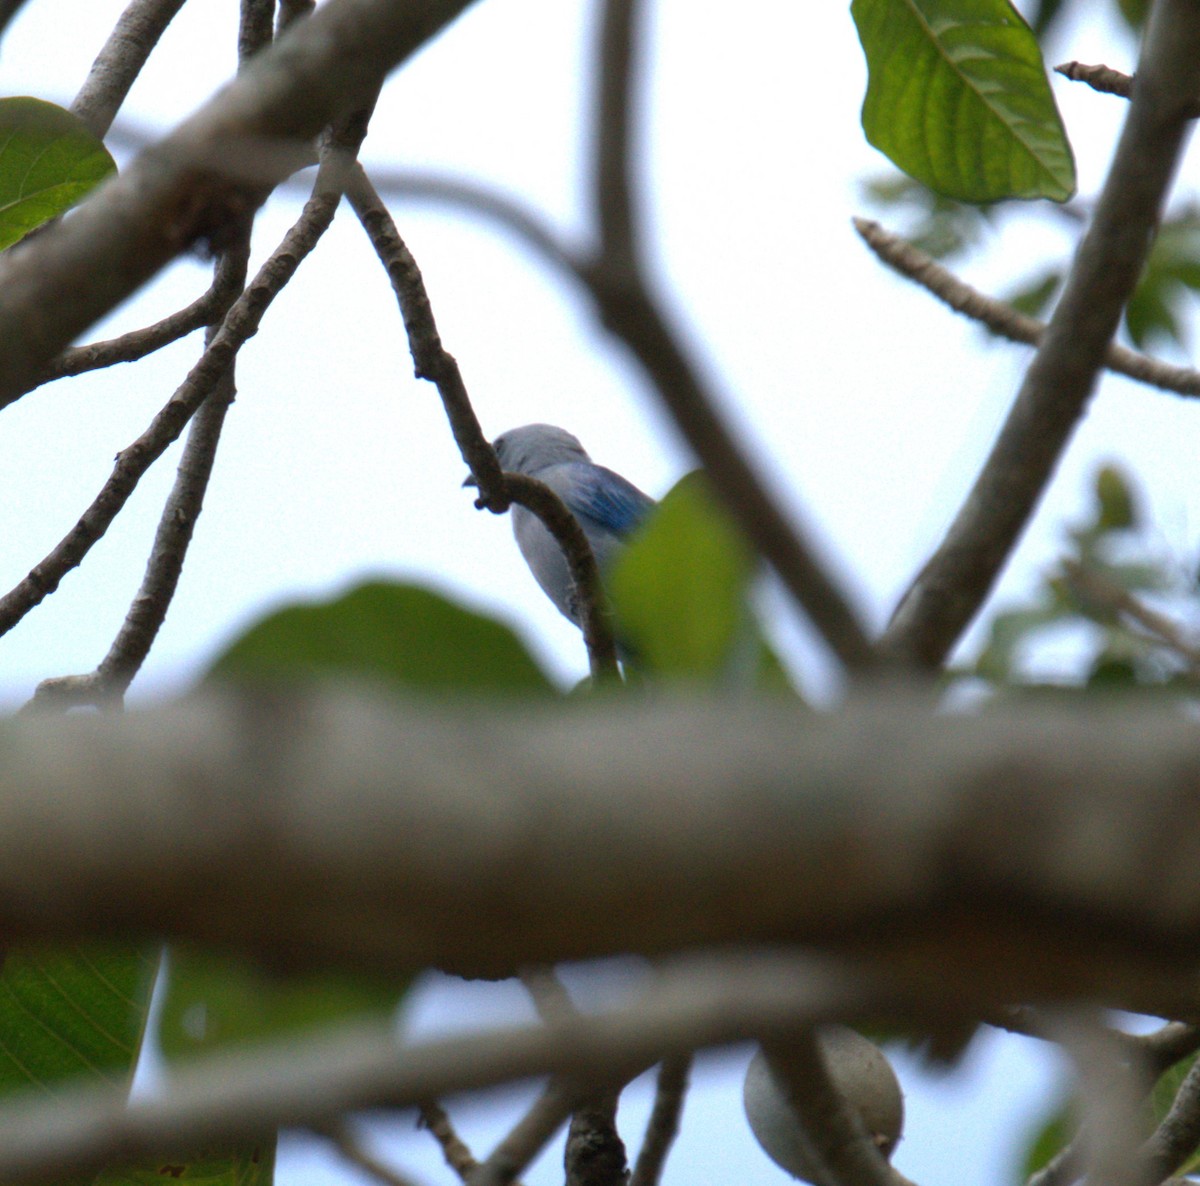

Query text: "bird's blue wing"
[559, 462, 655, 538]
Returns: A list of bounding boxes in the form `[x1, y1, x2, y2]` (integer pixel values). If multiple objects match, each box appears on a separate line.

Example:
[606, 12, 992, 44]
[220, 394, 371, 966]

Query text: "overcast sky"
[0, 1, 1187, 1183]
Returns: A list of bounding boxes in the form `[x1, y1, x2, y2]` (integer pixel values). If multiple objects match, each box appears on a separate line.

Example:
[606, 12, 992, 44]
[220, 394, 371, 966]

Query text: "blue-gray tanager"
[483, 423, 656, 627]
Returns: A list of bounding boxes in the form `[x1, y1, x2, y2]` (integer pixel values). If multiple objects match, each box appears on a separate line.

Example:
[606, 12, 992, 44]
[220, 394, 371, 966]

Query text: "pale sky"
[0, 1, 1187, 1183]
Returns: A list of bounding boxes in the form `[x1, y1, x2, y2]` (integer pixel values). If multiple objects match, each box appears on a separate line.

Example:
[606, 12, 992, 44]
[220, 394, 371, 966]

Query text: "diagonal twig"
[320, 1120, 428, 1186]
[853, 218, 1200, 399]
[581, 0, 877, 674]
[418, 1102, 479, 1182]
[628, 1055, 691, 1186]
[70, 0, 190, 138]
[881, 0, 1200, 668]
[345, 167, 621, 682]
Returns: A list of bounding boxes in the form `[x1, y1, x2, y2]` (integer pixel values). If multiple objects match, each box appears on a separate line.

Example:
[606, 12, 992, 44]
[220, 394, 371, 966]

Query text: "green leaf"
[160, 947, 406, 1060]
[0, 944, 157, 1093]
[851, 0, 1075, 203]
[1017, 1098, 1073, 1182]
[93, 1145, 274, 1186]
[1114, 0, 1150, 32]
[1094, 465, 1138, 531]
[1003, 265, 1063, 320]
[206, 580, 554, 695]
[860, 171, 997, 258]
[1124, 211, 1200, 352]
[0, 97, 116, 250]
[608, 473, 758, 682]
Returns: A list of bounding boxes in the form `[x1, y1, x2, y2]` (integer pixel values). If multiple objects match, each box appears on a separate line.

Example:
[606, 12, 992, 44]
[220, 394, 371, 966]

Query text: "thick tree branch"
[2, 691, 1200, 1013]
[882, 0, 1200, 668]
[0, 0, 477, 410]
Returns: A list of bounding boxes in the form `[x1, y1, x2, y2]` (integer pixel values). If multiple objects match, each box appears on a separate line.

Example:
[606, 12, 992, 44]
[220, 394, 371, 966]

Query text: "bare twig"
[882, 0, 1200, 668]
[472, 1081, 578, 1186]
[239, 0, 275, 61]
[322, 1120, 427, 1186]
[582, 0, 876, 674]
[38, 266, 244, 384]
[0, 146, 347, 648]
[628, 1055, 691, 1186]
[0, 0, 476, 410]
[519, 967, 578, 1024]
[1062, 558, 1200, 673]
[345, 167, 621, 682]
[71, 0, 190, 138]
[852, 218, 1200, 398]
[418, 1102, 479, 1181]
[1055, 62, 1137, 104]
[1142, 1056, 1200, 1182]
[276, 0, 315, 35]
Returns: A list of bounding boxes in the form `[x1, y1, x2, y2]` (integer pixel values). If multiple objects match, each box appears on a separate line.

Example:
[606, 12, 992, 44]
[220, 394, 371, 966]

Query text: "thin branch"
[519, 967, 578, 1024]
[418, 1102, 479, 1182]
[37, 264, 244, 384]
[345, 167, 621, 682]
[0, 0, 31, 43]
[592, 0, 642, 274]
[0, 0, 477, 410]
[321, 1120, 428, 1186]
[0, 148, 346, 647]
[1062, 559, 1200, 673]
[852, 218, 1200, 399]
[70, 0, 190, 138]
[27, 117, 364, 709]
[239, 0, 275, 62]
[471, 1081, 578, 1186]
[0, 951, 872, 1186]
[1141, 1057, 1200, 1182]
[582, 1, 877, 674]
[276, 0, 314, 35]
[882, 0, 1200, 668]
[628, 1055, 691, 1186]
[1055, 62, 1137, 104]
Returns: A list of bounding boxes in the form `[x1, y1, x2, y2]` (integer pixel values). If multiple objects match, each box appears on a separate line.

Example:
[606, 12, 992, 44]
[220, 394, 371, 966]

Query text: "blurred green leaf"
[1124, 211, 1200, 352]
[851, 0, 1075, 203]
[1003, 266, 1063, 320]
[1094, 465, 1138, 531]
[1028, 0, 1068, 38]
[860, 172, 997, 259]
[1114, 0, 1150, 32]
[92, 1145, 274, 1186]
[609, 473, 760, 682]
[206, 580, 554, 695]
[0, 97, 115, 250]
[160, 948, 405, 1061]
[1018, 1098, 1073, 1182]
[973, 605, 1065, 683]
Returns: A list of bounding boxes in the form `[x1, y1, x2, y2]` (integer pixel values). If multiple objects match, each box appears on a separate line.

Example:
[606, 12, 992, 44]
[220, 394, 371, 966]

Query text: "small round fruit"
[743, 1025, 904, 1182]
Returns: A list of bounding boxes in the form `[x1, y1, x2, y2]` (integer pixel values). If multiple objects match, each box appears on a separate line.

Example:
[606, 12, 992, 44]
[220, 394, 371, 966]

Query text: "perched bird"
[480, 423, 655, 627]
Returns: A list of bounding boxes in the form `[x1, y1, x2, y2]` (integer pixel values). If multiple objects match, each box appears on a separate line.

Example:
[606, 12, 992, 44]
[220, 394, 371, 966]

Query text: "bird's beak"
[462, 473, 478, 489]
